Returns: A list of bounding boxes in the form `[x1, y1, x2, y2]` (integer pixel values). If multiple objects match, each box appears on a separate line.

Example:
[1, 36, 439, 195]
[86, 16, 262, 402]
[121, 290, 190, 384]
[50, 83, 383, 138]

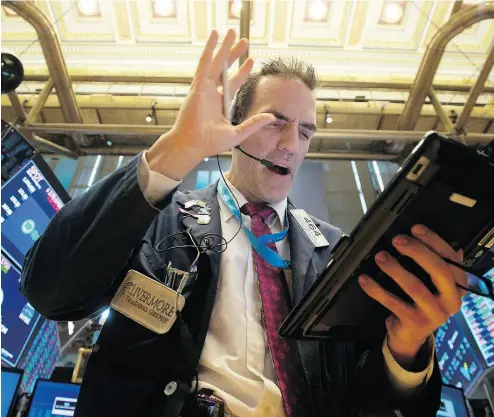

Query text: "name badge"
[110, 270, 185, 334]
[290, 209, 329, 248]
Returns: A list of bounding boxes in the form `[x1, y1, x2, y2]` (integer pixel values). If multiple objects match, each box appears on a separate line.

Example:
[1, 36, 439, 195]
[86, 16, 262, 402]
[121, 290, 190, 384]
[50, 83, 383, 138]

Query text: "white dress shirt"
[137, 153, 435, 417]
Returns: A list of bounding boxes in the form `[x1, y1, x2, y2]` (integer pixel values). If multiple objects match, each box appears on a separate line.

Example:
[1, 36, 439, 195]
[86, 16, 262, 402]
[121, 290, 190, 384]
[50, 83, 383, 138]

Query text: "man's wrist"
[387, 334, 430, 371]
[147, 130, 203, 180]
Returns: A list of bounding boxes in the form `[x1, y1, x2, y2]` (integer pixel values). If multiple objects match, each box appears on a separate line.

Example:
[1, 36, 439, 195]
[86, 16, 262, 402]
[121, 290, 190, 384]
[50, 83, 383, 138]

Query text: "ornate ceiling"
[1, 0, 493, 156]
[2, 0, 493, 82]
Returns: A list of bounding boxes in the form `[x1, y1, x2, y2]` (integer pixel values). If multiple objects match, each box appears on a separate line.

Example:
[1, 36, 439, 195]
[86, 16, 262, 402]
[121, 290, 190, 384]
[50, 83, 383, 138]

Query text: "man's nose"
[277, 123, 299, 155]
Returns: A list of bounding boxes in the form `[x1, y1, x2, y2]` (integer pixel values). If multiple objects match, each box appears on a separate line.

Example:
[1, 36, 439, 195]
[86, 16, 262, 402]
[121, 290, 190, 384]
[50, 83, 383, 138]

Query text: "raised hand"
[147, 30, 276, 180]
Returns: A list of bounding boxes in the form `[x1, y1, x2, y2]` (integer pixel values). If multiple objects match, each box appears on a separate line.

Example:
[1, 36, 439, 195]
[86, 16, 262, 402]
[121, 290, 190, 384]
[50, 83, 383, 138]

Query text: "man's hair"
[230, 57, 318, 125]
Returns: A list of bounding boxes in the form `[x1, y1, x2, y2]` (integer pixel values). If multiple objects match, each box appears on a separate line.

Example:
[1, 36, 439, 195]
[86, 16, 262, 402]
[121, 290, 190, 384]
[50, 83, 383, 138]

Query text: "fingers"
[225, 38, 249, 70]
[392, 234, 459, 308]
[217, 57, 253, 98]
[358, 275, 416, 321]
[233, 113, 277, 142]
[210, 29, 237, 81]
[373, 251, 444, 319]
[228, 57, 254, 94]
[193, 31, 219, 90]
[411, 224, 467, 296]
[411, 225, 460, 263]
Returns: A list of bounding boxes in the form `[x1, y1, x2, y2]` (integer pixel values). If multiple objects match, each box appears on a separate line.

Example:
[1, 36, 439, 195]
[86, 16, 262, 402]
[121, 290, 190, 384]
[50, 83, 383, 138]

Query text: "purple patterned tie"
[241, 203, 312, 417]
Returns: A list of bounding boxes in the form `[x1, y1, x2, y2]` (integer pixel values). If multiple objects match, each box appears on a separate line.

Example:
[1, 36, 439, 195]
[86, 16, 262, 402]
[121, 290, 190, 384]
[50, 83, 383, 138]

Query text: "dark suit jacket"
[21, 154, 442, 417]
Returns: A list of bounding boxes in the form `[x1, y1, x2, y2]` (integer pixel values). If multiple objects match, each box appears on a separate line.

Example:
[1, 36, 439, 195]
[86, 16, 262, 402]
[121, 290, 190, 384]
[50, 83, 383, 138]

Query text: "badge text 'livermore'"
[123, 283, 176, 324]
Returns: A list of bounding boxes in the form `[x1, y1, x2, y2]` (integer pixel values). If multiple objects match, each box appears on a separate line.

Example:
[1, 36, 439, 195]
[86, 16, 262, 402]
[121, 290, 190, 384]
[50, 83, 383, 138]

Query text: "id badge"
[110, 270, 185, 334]
[290, 209, 329, 248]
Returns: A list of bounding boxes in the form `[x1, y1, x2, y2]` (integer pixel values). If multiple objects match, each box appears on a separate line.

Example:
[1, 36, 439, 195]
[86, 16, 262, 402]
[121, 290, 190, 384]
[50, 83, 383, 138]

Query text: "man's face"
[232, 76, 317, 203]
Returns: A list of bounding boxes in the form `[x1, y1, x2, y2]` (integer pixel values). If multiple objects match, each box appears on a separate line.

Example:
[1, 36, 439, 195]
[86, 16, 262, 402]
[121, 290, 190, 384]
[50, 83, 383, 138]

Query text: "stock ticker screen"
[1, 120, 36, 185]
[435, 314, 484, 394]
[18, 319, 60, 394]
[460, 229, 494, 366]
[1, 159, 64, 268]
[1, 254, 41, 367]
[461, 288, 494, 367]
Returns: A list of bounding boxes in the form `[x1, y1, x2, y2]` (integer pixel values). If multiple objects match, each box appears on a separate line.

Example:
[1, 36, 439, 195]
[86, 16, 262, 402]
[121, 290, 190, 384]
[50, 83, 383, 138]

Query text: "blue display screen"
[1, 254, 41, 367]
[1, 369, 22, 417]
[28, 380, 81, 417]
[438, 385, 469, 417]
[1, 121, 35, 185]
[461, 291, 494, 367]
[435, 315, 484, 394]
[1, 160, 64, 269]
[18, 320, 60, 394]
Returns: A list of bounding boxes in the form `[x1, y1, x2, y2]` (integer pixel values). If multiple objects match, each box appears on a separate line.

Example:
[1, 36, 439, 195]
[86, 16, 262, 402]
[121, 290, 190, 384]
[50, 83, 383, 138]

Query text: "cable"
[215, 153, 244, 243]
[155, 154, 244, 258]
[16, 2, 77, 59]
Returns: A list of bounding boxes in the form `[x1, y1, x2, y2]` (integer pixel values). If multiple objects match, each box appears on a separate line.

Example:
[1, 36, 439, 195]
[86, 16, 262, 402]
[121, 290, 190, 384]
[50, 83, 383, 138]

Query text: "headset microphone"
[234, 146, 289, 175]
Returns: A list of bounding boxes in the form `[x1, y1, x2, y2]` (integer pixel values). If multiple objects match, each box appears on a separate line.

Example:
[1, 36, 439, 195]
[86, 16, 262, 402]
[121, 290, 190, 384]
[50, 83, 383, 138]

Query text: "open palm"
[171, 30, 275, 160]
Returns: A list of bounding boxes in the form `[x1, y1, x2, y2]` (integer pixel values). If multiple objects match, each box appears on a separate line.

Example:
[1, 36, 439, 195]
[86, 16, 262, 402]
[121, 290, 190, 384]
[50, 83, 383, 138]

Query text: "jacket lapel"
[174, 184, 222, 277]
[174, 184, 223, 352]
[287, 204, 317, 305]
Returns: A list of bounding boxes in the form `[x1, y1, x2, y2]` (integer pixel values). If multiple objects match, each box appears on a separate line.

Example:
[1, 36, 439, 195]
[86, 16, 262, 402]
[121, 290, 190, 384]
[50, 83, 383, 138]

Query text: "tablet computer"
[279, 132, 494, 342]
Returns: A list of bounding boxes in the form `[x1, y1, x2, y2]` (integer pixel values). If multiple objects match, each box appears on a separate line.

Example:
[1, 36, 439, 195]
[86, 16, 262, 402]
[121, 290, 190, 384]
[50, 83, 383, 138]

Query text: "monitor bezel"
[1, 154, 71, 269]
[0, 252, 43, 367]
[1, 366, 24, 417]
[441, 383, 471, 417]
[31, 153, 71, 204]
[26, 378, 82, 417]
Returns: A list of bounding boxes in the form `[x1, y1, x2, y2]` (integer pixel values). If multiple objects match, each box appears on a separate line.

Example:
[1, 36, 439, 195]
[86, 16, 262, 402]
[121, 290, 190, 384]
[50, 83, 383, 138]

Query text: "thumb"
[233, 113, 276, 143]
[385, 314, 399, 333]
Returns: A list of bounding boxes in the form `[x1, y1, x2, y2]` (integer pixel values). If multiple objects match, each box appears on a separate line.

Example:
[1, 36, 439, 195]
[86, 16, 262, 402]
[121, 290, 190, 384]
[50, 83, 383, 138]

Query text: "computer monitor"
[17, 319, 61, 394]
[1, 120, 36, 186]
[1, 253, 42, 367]
[435, 315, 485, 395]
[1, 156, 69, 269]
[461, 292, 494, 367]
[27, 380, 81, 417]
[1, 367, 23, 417]
[438, 384, 470, 417]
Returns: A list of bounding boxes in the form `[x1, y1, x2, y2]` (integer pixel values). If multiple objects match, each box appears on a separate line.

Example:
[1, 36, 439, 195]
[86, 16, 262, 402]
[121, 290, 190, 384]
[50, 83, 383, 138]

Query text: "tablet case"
[280, 132, 494, 342]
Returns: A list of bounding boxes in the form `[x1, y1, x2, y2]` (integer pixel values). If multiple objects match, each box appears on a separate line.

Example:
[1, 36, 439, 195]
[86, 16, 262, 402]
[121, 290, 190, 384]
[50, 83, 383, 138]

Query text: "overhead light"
[153, 0, 175, 17]
[379, 1, 405, 25]
[106, 140, 113, 146]
[146, 102, 157, 123]
[307, 0, 329, 21]
[326, 115, 333, 124]
[68, 321, 75, 336]
[77, 0, 100, 17]
[230, 0, 243, 19]
[204, 157, 209, 162]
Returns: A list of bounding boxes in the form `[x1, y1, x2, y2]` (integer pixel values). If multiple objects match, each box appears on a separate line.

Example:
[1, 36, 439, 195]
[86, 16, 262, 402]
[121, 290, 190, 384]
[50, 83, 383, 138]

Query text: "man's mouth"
[267, 164, 290, 176]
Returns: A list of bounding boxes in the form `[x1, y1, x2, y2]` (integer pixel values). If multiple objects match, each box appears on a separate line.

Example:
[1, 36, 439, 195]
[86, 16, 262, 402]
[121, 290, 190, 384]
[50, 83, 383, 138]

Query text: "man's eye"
[299, 130, 311, 140]
[267, 122, 283, 129]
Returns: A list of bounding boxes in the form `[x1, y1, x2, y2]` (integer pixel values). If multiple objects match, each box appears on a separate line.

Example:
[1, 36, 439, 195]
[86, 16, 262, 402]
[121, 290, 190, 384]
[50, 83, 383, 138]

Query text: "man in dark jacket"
[22, 30, 466, 417]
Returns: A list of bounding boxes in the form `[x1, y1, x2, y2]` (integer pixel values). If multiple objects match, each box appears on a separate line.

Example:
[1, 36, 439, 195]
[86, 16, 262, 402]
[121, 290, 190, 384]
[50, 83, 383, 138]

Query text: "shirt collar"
[217, 177, 288, 227]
